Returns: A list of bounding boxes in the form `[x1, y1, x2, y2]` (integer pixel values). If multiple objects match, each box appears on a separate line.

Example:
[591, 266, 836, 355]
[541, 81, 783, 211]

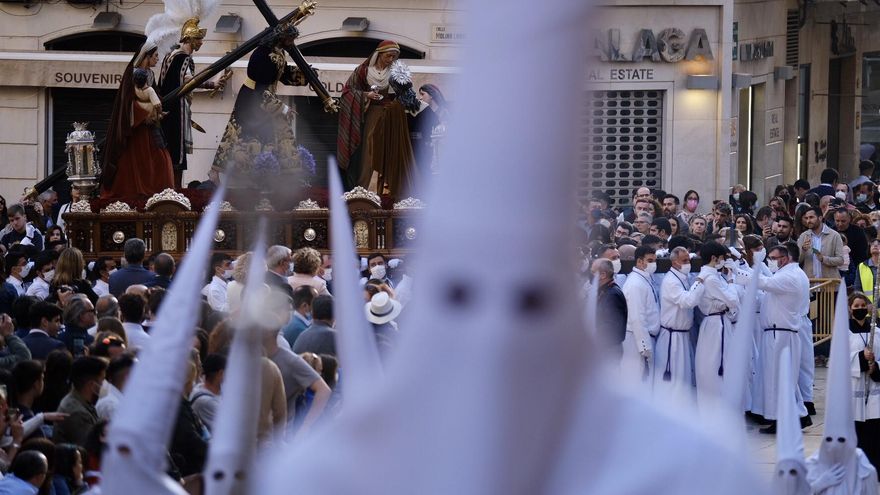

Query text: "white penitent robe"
[694, 266, 740, 406]
[747, 262, 771, 415]
[806, 449, 878, 495]
[848, 326, 880, 422]
[654, 268, 704, 397]
[756, 263, 810, 420]
[622, 268, 660, 384]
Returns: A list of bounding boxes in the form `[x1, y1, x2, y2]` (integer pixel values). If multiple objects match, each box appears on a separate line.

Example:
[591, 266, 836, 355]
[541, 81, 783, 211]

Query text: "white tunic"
[806, 449, 878, 495]
[756, 263, 810, 420]
[622, 268, 660, 383]
[749, 262, 772, 415]
[654, 268, 704, 397]
[848, 327, 880, 422]
[25, 276, 50, 300]
[695, 266, 740, 406]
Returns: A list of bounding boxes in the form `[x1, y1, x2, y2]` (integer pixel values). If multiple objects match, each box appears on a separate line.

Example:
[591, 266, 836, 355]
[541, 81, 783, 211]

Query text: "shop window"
[582, 90, 664, 207]
[861, 53, 880, 163]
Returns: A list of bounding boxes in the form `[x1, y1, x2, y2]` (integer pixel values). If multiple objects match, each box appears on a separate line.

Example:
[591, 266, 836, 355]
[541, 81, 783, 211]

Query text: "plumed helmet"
[180, 17, 207, 42]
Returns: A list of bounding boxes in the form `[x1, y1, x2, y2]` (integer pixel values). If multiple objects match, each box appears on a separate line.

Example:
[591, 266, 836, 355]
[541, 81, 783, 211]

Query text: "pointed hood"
[722, 262, 759, 415]
[820, 279, 858, 464]
[256, 0, 594, 491]
[774, 344, 810, 495]
[203, 220, 267, 495]
[327, 160, 383, 399]
[103, 181, 227, 495]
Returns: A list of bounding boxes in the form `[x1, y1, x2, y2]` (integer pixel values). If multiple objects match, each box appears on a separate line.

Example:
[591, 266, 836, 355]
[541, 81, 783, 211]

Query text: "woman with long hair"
[48, 247, 98, 304]
[100, 40, 174, 201]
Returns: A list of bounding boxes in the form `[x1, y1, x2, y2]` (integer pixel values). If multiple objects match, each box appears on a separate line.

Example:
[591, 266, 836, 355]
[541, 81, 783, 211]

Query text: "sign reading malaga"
[594, 28, 714, 63]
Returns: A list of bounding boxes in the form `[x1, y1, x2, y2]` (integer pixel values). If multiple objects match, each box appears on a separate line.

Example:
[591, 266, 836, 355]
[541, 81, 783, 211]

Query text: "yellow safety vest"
[859, 262, 877, 303]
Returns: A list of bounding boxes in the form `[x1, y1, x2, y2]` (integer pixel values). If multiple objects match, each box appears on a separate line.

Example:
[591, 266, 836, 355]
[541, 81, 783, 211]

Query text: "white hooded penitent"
[253, 0, 769, 491]
[805, 280, 878, 494]
[102, 182, 227, 495]
[774, 344, 810, 495]
[202, 220, 268, 495]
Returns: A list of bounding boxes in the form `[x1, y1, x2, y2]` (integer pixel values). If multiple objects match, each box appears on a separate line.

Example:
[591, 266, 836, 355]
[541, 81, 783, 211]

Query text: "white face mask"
[42, 269, 55, 283]
[679, 263, 691, 274]
[645, 261, 657, 274]
[768, 259, 780, 273]
[80, 269, 87, 280]
[732, 193, 740, 201]
[857, 193, 868, 203]
[835, 191, 847, 201]
[287, 262, 295, 276]
[611, 259, 622, 274]
[753, 249, 766, 264]
[321, 268, 333, 282]
[19, 262, 32, 279]
[223, 269, 234, 280]
[370, 264, 387, 280]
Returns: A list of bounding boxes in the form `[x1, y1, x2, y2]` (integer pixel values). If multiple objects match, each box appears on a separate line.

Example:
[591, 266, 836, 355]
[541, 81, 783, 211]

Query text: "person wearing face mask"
[846, 292, 880, 475]
[692, 242, 742, 407]
[621, 246, 660, 383]
[54, 356, 107, 447]
[25, 252, 57, 301]
[679, 190, 701, 225]
[735, 244, 811, 433]
[591, 259, 627, 359]
[656, 246, 704, 396]
[5, 251, 31, 297]
[854, 182, 878, 214]
[203, 252, 232, 313]
[740, 235, 773, 421]
[88, 257, 116, 298]
[265, 245, 295, 301]
[596, 244, 625, 287]
[361, 253, 394, 288]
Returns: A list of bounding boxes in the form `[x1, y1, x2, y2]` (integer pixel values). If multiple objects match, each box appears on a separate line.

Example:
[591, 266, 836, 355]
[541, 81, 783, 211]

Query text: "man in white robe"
[695, 242, 741, 406]
[622, 245, 660, 383]
[655, 246, 704, 396]
[751, 245, 811, 433]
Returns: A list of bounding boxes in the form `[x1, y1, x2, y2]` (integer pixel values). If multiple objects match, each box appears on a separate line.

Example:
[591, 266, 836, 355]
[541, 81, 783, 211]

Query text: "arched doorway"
[46, 31, 145, 205]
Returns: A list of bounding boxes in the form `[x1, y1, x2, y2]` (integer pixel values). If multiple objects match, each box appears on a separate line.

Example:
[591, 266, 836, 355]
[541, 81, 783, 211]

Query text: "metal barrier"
[809, 278, 841, 347]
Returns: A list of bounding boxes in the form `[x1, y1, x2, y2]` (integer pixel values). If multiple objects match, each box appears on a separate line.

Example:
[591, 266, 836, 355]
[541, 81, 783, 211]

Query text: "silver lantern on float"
[65, 122, 101, 199]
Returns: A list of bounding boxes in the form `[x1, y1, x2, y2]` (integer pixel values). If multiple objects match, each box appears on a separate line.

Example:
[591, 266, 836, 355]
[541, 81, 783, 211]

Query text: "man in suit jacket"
[807, 168, 838, 199]
[591, 259, 627, 359]
[109, 238, 156, 296]
[22, 301, 65, 360]
[265, 245, 294, 300]
[797, 206, 845, 279]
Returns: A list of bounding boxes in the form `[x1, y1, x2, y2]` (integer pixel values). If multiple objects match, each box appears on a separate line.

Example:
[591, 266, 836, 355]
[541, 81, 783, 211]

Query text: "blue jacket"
[22, 331, 66, 360]
[108, 265, 156, 297]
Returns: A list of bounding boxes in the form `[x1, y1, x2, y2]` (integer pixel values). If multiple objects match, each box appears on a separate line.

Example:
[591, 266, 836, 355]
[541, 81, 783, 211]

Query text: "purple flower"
[254, 151, 280, 176]
[298, 145, 316, 175]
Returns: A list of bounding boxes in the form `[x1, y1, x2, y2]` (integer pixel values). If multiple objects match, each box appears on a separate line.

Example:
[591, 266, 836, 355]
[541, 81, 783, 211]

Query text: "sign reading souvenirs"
[594, 28, 713, 63]
[739, 40, 774, 62]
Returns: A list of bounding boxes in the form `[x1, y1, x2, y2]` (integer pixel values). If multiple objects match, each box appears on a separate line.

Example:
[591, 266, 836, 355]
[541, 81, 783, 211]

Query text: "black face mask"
[853, 308, 869, 321]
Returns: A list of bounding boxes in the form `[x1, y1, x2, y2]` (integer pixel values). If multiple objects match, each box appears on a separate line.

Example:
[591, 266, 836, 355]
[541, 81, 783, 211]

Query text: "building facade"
[0, 0, 461, 203]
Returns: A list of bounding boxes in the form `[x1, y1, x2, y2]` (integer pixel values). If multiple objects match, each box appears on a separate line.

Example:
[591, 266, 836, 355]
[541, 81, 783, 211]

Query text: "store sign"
[739, 40, 774, 62]
[594, 28, 713, 63]
[54, 72, 123, 86]
[431, 24, 465, 43]
[765, 108, 783, 144]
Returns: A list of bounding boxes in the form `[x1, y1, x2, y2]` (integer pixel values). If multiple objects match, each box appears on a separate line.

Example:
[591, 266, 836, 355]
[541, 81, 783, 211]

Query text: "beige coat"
[796, 226, 845, 279]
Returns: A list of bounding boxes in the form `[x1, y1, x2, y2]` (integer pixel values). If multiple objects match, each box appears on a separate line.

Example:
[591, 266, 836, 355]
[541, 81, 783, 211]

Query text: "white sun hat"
[364, 292, 402, 325]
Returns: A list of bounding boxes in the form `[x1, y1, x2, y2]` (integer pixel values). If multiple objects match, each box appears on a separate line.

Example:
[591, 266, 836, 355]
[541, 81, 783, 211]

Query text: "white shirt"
[5, 276, 24, 296]
[660, 268, 705, 330]
[93, 279, 110, 298]
[123, 322, 151, 351]
[810, 226, 826, 278]
[622, 268, 661, 347]
[96, 382, 123, 420]
[204, 275, 228, 313]
[57, 202, 71, 233]
[25, 276, 50, 300]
